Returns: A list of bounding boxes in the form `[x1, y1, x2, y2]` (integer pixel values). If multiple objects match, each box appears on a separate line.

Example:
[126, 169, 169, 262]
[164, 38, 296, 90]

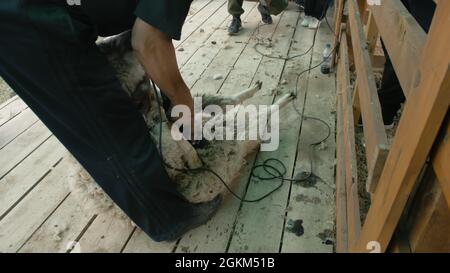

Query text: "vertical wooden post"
[332, 0, 345, 67]
[355, 0, 450, 252]
[357, 0, 368, 22]
[364, 11, 382, 68]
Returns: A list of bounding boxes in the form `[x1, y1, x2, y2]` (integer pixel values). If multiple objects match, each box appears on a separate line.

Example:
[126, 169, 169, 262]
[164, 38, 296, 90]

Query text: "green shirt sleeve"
[134, 0, 193, 40]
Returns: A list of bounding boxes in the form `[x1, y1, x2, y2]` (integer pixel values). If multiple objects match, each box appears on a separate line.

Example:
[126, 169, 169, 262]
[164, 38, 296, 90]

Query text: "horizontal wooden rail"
[336, 31, 362, 252]
[348, 0, 389, 193]
[336, 80, 348, 253]
[336, 31, 350, 253]
[342, 48, 362, 250]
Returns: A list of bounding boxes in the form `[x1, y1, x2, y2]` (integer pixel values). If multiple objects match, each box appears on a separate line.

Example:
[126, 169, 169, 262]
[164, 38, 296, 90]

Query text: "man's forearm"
[132, 18, 194, 114]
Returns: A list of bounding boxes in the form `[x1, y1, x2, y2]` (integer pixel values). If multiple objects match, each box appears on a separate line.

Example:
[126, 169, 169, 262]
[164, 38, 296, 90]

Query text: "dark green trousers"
[228, 0, 246, 16]
[228, 0, 287, 17]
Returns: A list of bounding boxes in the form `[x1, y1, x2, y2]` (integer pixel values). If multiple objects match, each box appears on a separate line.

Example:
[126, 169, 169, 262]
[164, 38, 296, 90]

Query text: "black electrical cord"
[253, 3, 335, 61]
[150, 6, 336, 203]
[151, 79, 326, 203]
[290, 11, 337, 184]
[254, 6, 339, 194]
[253, 24, 319, 61]
[254, 5, 338, 185]
[151, 81, 286, 202]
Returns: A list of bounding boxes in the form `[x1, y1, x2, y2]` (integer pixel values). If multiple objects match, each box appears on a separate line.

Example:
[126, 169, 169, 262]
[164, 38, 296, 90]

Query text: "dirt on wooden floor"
[0, 77, 15, 105]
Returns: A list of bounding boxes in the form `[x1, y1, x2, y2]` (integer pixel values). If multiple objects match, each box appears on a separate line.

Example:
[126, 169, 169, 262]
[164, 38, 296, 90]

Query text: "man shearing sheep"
[0, 0, 221, 242]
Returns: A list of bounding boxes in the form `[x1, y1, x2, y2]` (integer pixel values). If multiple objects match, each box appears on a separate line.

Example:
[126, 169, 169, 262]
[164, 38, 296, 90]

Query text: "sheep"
[66, 31, 294, 221]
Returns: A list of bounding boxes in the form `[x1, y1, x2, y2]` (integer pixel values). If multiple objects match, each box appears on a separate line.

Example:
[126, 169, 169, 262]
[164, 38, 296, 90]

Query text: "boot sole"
[228, 26, 242, 36]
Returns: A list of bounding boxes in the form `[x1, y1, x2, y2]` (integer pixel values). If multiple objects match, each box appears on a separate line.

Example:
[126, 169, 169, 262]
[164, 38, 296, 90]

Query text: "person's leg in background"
[295, 0, 305, 11]
[0, 1, 220, 242]
[377, 0, 436, 126]
[228, 0, 244, 34]
[258, 0, 273, 25]
[378, 41, 405, 127]
[302, 0, 329, 29]
[228, 0, 274, 35]
[228, 0, 245, 18]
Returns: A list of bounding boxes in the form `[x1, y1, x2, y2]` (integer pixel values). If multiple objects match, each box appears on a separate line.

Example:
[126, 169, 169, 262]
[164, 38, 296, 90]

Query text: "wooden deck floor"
[0, 0, 336, 253]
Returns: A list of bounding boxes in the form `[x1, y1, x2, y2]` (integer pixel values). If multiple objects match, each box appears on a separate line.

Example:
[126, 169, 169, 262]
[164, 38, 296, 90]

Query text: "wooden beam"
[371, 54, 386, 70]
[432, 117, 450, 207]
[347, 0, 390, 194]
[352, 81, 361, 126]
[342, 47, 362, 249]
[336, 98, 349, 253]
[364, 11, 382, 68]
[353, 11, 381, 125]
[332, 0, 345, 67]
[336, 31, 351, 253]
[345, 22, 355, 72]
[357, 0, 368, 22]
[369, 0, 427, 97]
[356, 1, 450, 252]
[336, 32, 362, 252]
[408, 171, 450, 253]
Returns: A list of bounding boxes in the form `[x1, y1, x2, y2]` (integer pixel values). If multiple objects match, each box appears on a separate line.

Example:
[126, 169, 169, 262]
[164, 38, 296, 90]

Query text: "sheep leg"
[201, 81, 263, 113]
[231, 80, 263, 104]
[207, 92, 295, 133]
[270, 93, 295, 113]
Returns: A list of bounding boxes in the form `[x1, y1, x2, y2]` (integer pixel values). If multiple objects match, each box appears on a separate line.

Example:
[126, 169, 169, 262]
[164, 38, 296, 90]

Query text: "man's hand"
[131, 18, 195, 125]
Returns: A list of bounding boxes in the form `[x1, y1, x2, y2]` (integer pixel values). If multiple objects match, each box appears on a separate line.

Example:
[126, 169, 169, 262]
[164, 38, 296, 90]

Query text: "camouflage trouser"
[228, 0, 288, 16]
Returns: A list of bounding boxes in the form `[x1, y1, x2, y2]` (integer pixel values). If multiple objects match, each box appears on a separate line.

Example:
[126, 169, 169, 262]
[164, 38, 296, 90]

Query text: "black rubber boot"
[258, 4, 273, 24]
[160, 195, 223, 242]
[228, 16, 242, 35]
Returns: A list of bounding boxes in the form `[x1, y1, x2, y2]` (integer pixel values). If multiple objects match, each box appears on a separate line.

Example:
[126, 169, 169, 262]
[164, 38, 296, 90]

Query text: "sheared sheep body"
[66, 31, 272, 221]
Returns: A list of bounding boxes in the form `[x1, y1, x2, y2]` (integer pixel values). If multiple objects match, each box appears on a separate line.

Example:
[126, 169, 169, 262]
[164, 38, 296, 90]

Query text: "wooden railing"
[334, 0, 450, 252]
